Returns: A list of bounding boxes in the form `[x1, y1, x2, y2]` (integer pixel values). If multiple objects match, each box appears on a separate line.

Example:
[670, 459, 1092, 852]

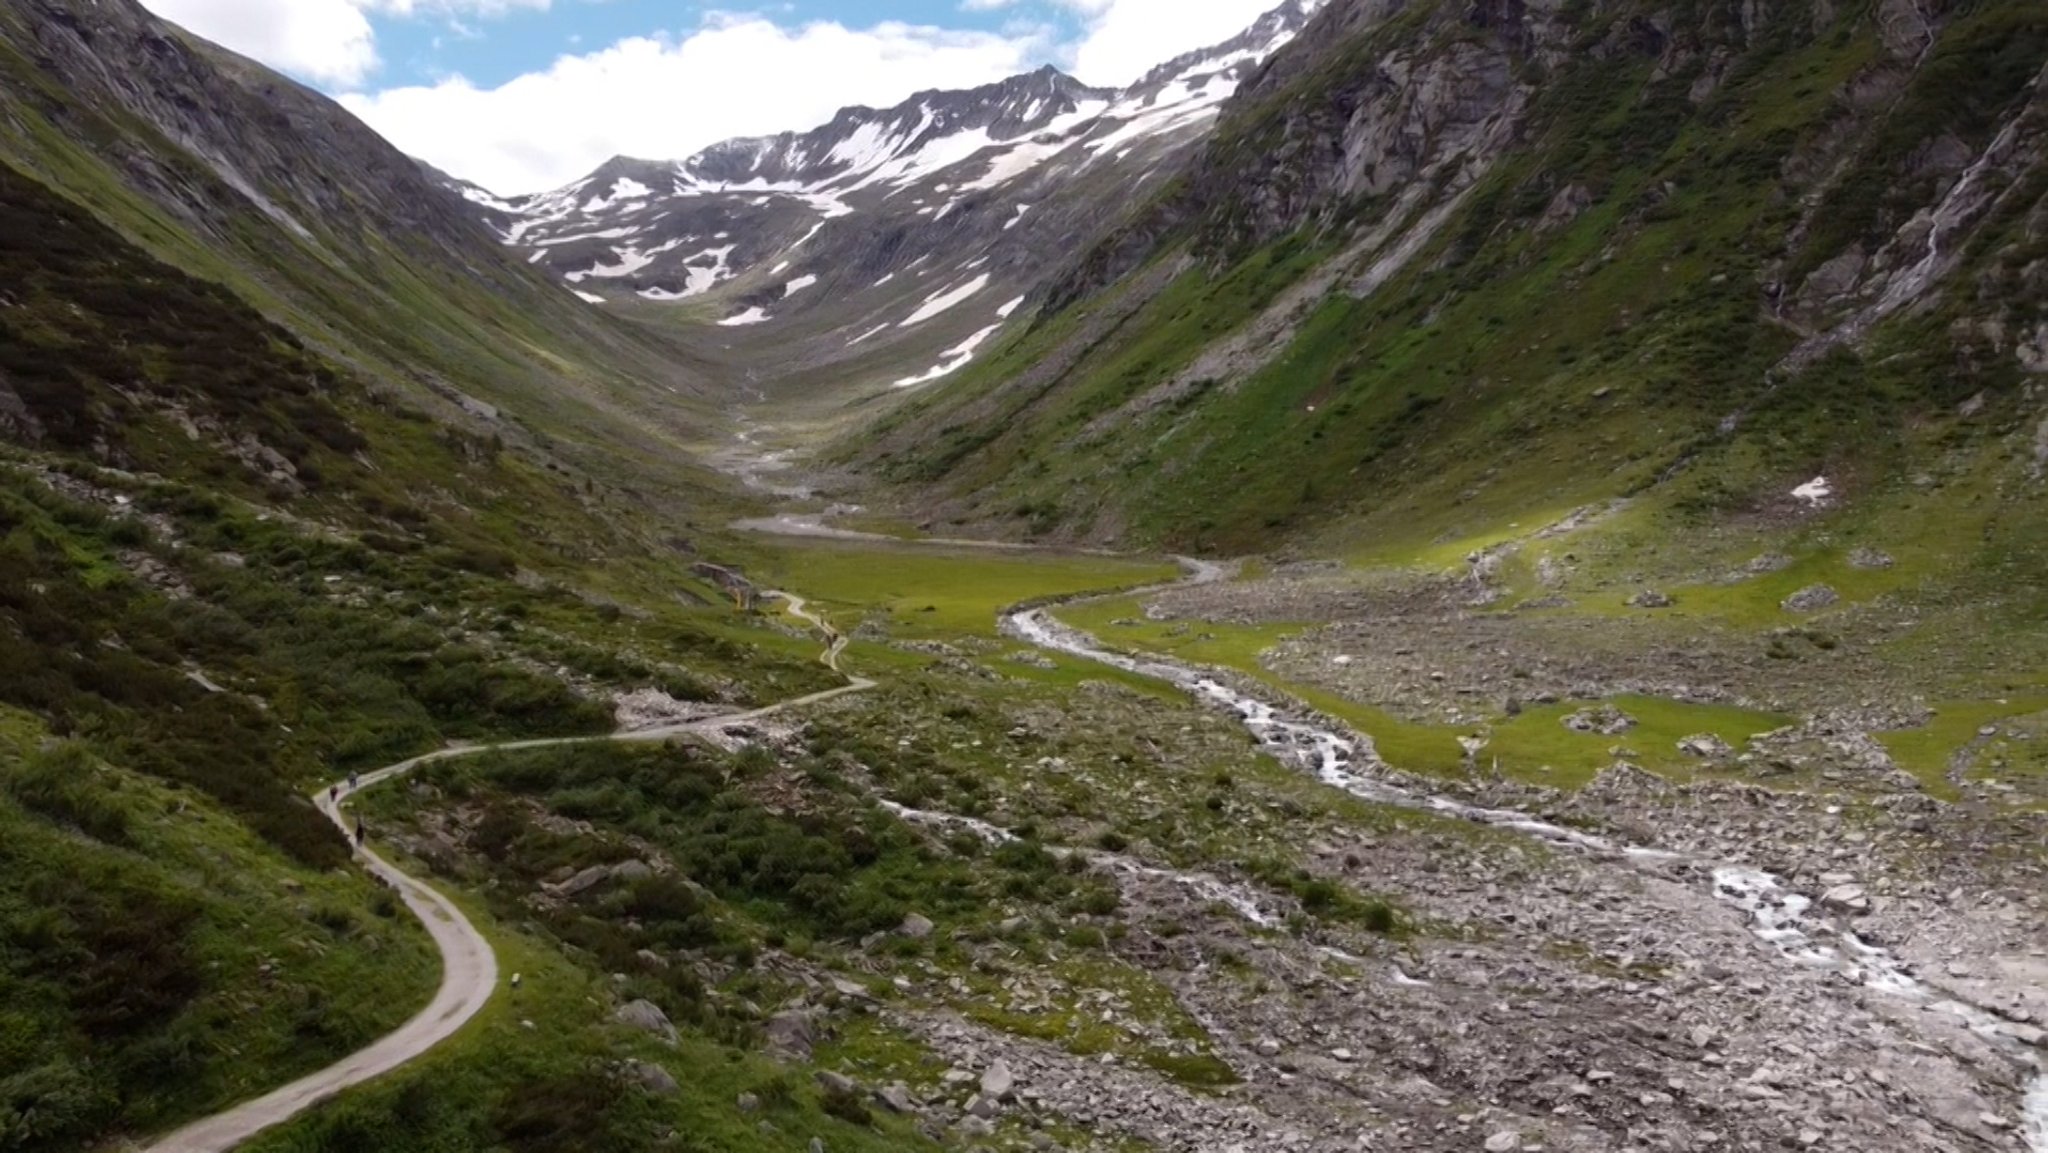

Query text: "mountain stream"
[1003, 603, 2048, 1150]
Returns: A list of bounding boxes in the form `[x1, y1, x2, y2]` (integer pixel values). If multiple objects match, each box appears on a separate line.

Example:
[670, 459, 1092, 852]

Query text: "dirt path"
[763, 589, 850, 672]
[141, 608, 862, 1153]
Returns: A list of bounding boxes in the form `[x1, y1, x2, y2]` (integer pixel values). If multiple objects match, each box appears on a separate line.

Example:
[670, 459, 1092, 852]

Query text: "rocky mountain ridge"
[453, 0, 1327, 394]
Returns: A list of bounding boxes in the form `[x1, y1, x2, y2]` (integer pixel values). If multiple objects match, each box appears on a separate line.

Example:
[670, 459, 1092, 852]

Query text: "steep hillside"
[0, 2, 861, 1147]
[463, 1, 1327, 400]
[0, 0, 734, 493]
[851, 0, 2048, 568]
[7, 2, 2048, 1152]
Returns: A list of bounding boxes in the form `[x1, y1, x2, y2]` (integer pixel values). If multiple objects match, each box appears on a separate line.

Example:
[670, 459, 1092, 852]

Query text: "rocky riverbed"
[988, 602, 2048, 1152]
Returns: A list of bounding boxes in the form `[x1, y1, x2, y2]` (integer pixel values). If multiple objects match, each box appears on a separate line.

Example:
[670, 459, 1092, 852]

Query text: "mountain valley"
[0, 0, 2045, 1151]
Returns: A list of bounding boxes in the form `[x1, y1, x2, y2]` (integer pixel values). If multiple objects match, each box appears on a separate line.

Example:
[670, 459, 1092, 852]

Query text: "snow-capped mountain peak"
[446, 0, 1322, 389]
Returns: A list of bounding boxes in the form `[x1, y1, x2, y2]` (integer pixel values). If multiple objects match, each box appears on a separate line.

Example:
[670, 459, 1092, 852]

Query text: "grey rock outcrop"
[1782, 585, 1841, 613]
[627, 1061, 679, 1096]
[614, 999, 677, 1045]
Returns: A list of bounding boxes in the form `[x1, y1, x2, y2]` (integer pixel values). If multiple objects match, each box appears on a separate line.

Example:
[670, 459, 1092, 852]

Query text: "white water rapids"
[1003, 605, 2048, 1146]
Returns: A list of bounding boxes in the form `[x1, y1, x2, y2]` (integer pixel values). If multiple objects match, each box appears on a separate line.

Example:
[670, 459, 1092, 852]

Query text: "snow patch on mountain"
[638, 244, 739, 300]
[901, 273, 991, 327]
[895, 322, 1004, 387]
[566, 246, 656, 282]
[454, 0, 1324, 339]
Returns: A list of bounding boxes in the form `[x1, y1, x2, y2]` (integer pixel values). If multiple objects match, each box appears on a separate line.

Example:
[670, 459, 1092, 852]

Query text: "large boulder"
[611, 860, 654, 883]
[614, 999, 677, 1045]
[627, 1060, 679, 1096]
[874, 1082, 917, 1114]
[1678, 734, 1735, 760]
[1782, 584, 1840, 613]
[553, 864, 612, 897]
[766, 1010, 817, 1059]
[979, 1060, 1016, 1101]
[1820, 884, 1871, 915]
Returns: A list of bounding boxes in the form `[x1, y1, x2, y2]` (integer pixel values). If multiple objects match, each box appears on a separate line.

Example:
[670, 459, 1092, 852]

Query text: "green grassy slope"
[0, 6, 877, 1144]
[0, 714, 440, 1151]
[0, 152, 851, 1147]
[847, 0, 2048, 591]
[0, 0, 738, 518]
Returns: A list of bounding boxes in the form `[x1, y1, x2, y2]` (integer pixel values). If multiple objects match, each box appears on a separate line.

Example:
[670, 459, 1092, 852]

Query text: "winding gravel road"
[141, 594, 861, 1153]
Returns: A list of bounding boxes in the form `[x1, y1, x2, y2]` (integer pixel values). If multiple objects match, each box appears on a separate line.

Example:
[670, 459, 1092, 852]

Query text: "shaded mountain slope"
[0, 0, 734, 493]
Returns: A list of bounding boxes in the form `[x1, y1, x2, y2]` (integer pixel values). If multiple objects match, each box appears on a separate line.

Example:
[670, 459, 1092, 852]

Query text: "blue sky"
[378, 3, 1077, 90]
[139, 0, 1286, 193]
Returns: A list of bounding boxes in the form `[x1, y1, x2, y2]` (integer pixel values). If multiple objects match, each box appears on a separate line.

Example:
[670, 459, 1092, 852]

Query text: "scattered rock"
[1485, 1132, 1521, 1153]
[1678, 734, 1735, 759]
[766, 1010, 816, 1059]
[737, 1092, 761, 1114]
[1781, 584, 1840, 613]
[552, 864, 612, 897]
[874, 1083, 916, 1114]
[829, 977, 874, 1003]
[1563, 705, 1637, 735]
[980, 1060, 1015, 1100]
[1820, 884, 1871, 915]
[899, 913, 936, 940]
[626, 1060, 678, 1096]
[614, 999, 677, 1045]
[1628, 589, 1674, 609]
[1848, 547, 1895, 570]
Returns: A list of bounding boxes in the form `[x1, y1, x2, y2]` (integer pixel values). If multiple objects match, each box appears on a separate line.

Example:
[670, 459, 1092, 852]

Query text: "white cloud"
[1062, 0, 1287, 87]
[340, 17, 1052, 194]
[142, 0, 1289, 197]
[137, 0, 548, 87]
[140, 0, 380, 86]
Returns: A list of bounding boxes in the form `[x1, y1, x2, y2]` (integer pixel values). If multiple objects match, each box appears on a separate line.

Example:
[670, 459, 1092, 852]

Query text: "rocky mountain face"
[10, 0, 520, 291]
[850, 0, 2048, 555]
[464, 1, 1327, 391]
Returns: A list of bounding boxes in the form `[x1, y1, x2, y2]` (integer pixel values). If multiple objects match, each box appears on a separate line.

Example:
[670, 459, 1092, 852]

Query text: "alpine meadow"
[1, 1, 2046, 1152]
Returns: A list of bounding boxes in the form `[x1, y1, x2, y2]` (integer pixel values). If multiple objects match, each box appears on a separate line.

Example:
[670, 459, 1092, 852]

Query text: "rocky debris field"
[370, 556, 2045, 1153]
